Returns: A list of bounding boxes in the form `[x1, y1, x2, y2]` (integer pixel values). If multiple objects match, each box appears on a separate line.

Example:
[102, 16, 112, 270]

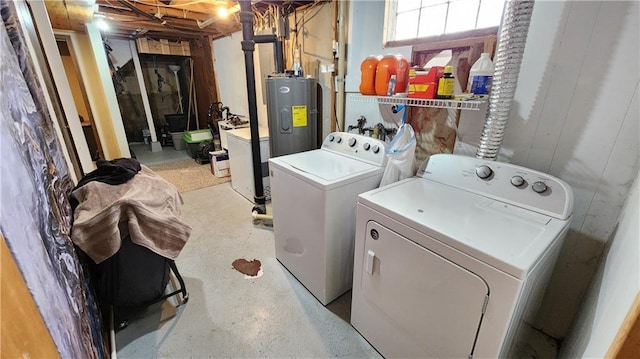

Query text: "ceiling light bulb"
[217, 7, 229, 18]
[95, 18, 109, 31]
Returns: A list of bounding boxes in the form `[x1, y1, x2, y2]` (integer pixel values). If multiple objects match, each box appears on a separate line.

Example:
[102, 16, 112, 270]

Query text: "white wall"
[211, 2, 411, 136]
[212, 31, 268, 129]
[348, 0, 640, 342]
[289, 2, 335, 140]
[560, 168, 640, 358]
[207, 3, 639, 345]
[344, 0, 412, 130]
[451, 0, 640, 340]
[501, 0, 639, 339]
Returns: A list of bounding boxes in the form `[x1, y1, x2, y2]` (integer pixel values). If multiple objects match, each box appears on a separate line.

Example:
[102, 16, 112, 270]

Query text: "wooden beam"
[45, 0, 72, 30]
[190, 35, 219, 129]
[99, 6, 238, 37]
[45, 0, 94, 32]
[97, 0, 212, 21]
[66, 2, 94, 32]
[390, 26, 499, 49]
[159, 1, 219, 14]
[412, 35, 498, 53]
[607, 292, 640, 358]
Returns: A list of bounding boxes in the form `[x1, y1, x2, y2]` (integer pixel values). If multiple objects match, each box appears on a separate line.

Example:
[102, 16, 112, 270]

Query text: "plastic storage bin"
[182, 130, 213, 158]
[165, 114, 187, 132]
[170, 132, 185, 150]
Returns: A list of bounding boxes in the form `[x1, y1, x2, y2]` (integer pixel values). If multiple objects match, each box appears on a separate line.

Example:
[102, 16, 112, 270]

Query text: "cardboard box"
[209, 151, 230, 178]
[408, 81, 437, 99]
[408, 66, 443, 99]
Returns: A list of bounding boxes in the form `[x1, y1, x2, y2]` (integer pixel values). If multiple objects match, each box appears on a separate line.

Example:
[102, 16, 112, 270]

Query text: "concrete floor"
[115, 183, 382, 358]
[116, 146, 559, 358]
[129, 143, 191, 166]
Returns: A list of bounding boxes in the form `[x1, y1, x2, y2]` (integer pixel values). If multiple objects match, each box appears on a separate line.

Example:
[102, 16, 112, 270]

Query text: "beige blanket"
[71, 165, 192, 264]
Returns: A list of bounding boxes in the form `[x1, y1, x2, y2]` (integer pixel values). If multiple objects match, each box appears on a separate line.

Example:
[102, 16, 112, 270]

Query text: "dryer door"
[357, 221, 489, 358]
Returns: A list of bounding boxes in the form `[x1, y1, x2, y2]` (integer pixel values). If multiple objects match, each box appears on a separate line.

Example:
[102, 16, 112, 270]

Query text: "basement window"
[385, 0, 505, 46]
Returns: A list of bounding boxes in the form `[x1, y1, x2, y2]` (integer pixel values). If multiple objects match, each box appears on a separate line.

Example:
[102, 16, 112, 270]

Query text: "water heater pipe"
[476, 0, 535, 160]
[254, 34, 284, 73]
[252, 211, 273, 221]
[336, 0, 347, 131]
[239, 0, 266, 210]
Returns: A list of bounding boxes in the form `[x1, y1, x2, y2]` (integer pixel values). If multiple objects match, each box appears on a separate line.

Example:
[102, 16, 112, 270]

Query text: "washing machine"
[269, 132, 387, 305]
[351, 154, 574, 358]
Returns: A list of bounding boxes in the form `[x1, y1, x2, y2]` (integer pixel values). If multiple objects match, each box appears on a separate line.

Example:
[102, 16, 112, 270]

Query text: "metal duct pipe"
[476, 0, 535, 160]
[239, 0, 266, 209]
[274, 40, 284, 73]
[253, 34, 284, 73]
[254, 34, 277, 43]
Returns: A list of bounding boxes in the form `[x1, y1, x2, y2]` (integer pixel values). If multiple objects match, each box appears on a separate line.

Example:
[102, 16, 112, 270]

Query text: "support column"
[239, 0, 266, 210]
[129, 40, 162, 152]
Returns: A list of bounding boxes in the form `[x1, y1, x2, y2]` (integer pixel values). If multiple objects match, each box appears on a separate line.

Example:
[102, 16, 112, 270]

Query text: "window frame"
[383, 0, 501, 48]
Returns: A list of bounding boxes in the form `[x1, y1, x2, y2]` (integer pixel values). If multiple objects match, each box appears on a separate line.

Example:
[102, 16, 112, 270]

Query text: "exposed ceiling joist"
[46, 0, 318, 41]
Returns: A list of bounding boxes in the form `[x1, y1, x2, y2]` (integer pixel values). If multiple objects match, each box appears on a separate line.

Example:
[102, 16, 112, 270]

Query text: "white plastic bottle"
[293, 46, 302, 77]
[467, 53, 494, 95]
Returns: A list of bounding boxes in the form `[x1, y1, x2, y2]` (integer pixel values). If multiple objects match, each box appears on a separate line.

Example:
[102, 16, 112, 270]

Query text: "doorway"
[56, 36, 103, 161]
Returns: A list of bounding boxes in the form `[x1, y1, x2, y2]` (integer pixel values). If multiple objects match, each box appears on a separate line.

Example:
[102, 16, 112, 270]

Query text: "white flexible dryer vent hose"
[476, 0, 535, 160]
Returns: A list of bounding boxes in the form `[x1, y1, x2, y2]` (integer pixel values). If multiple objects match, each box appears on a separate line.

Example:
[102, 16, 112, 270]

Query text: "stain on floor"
[232, 259, 262, 277]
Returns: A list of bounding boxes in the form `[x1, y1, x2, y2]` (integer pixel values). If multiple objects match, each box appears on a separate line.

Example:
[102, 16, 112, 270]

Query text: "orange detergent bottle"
[394, 54, 409, 94]
[375, 55, 398, 96]
[359, 55, 381, 95]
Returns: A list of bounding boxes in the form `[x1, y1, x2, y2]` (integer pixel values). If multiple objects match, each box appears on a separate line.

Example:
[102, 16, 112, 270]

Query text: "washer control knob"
[476, 165, 493, 179]
[363, 143, 371, 151]
[328, 134, 335, 142]
[532, 181, 548, 194]
[348, 137, 357, 147]
[336, 136, 343, 144]
[511, 175, 525, 187]
[372, 145, 381, 154]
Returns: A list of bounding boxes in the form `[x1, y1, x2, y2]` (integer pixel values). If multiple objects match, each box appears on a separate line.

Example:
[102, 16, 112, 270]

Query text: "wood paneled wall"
[1, 235, 60, 358]
[190, 36, 219, 129]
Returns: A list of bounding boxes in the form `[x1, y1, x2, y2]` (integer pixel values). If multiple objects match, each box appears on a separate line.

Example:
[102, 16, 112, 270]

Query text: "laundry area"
[1, 1, 639, 359]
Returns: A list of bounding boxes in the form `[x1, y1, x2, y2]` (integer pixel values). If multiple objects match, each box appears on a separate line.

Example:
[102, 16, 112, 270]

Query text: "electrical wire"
[130, 0, 224, 8]
[295, 1, 325, 28]
[334, 104, 341, 132]
[291, 1, 328, 63]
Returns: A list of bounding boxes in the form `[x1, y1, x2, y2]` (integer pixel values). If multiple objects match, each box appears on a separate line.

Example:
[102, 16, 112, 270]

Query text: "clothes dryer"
[351, 154, 574, 358]
[269, 132, 387, 305]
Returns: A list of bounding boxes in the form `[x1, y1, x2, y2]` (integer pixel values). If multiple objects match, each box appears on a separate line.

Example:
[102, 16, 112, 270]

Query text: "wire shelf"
[347, 94, 485, 111]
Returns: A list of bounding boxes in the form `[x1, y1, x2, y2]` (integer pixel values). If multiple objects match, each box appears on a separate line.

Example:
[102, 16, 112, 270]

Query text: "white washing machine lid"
[359, 178, 571, 279]
[269, 149, 384, 190]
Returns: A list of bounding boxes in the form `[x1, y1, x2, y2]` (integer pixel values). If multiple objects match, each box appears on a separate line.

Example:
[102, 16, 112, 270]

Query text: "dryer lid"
[358, 178, 571, 279]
